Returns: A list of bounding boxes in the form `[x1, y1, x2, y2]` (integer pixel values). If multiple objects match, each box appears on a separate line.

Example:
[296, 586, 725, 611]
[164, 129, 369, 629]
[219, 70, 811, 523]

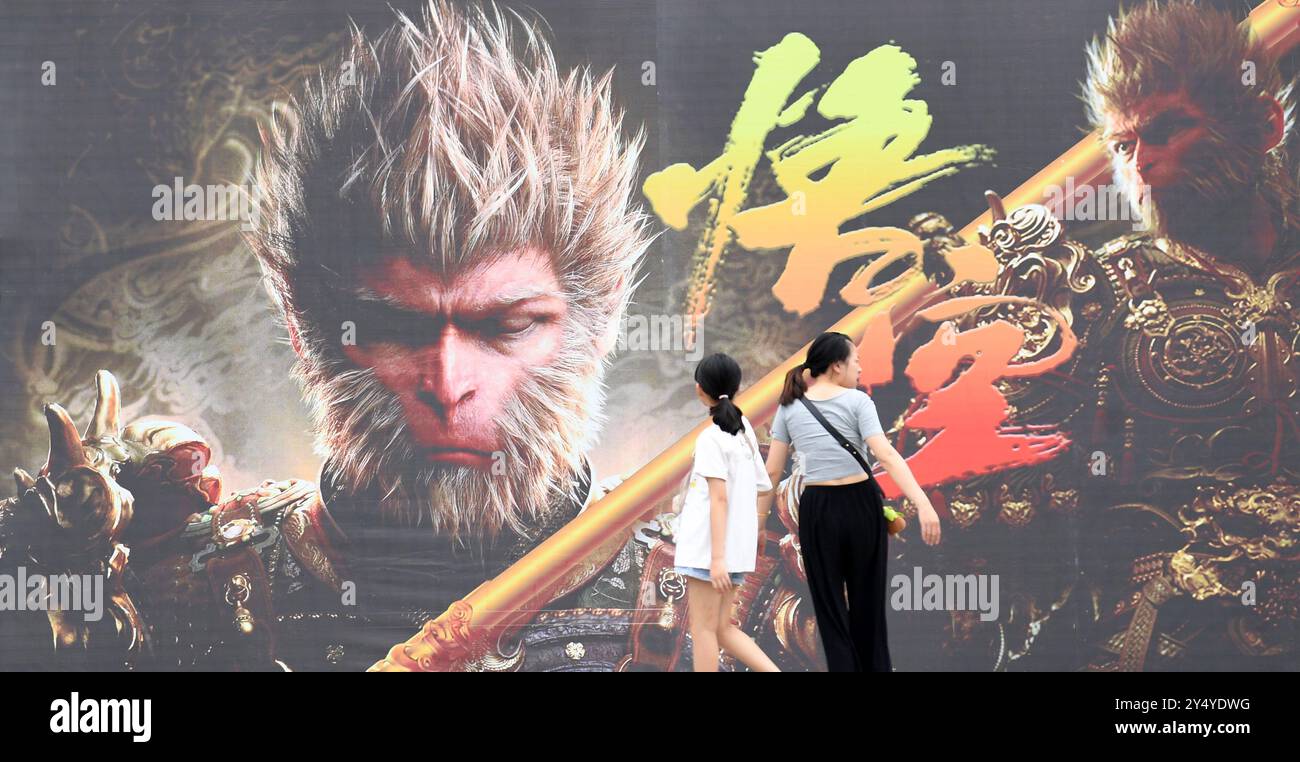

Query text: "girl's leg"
[685, 577, 723, 672]
[716, 585, 781, 672]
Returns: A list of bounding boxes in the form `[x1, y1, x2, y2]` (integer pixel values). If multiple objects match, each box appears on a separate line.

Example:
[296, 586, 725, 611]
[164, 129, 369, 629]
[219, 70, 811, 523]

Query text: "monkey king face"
[244, 1, 654, 543]
[1102, 88, 1276, 243]
[1083, 1, 1296, 251]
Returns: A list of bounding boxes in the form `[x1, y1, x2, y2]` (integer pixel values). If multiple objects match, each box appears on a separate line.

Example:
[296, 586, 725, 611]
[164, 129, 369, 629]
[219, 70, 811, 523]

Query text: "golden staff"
[369, 0, 1300, 671]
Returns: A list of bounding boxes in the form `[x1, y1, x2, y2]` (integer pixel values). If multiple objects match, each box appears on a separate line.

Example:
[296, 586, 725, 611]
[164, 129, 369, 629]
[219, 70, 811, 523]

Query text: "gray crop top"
[770, 389, 884, 483]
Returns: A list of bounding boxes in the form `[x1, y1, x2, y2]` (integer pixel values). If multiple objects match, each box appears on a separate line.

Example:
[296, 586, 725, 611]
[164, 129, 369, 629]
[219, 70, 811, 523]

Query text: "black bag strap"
[797, 396, 886, 503]
[797, 396, 872, 473]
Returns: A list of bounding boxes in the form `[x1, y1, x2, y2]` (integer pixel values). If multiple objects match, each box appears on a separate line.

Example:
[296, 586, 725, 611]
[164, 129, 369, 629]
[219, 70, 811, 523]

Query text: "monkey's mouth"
[422, 445, 497, 469]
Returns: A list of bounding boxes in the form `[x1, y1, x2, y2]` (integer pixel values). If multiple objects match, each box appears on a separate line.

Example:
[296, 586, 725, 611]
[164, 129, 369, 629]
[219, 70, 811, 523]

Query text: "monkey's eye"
[490, 315, 541, 337]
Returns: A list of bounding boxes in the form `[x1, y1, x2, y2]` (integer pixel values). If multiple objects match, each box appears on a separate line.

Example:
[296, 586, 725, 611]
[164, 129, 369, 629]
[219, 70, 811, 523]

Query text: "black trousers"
[798, 479, 892, 672]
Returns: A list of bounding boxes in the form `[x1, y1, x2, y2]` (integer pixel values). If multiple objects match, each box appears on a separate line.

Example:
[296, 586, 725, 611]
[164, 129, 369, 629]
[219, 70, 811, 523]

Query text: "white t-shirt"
[674, 417, 773, 572]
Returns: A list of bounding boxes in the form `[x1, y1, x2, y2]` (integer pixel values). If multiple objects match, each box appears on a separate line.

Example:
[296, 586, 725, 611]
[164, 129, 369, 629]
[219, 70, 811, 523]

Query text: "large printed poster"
[0, 0, 1296, 675]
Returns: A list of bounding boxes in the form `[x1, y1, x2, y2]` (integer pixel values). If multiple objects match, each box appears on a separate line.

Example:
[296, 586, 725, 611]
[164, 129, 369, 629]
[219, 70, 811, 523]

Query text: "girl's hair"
[694, 353, 745, 435]
[780, 332, 854, 406]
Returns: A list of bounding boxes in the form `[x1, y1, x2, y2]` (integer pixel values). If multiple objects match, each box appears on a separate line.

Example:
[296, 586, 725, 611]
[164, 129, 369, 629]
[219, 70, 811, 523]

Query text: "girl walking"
[674, 353, 780, 672]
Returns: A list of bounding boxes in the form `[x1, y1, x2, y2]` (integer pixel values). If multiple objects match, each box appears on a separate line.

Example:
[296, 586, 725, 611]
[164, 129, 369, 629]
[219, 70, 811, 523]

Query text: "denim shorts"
[674, 565, 748, 586]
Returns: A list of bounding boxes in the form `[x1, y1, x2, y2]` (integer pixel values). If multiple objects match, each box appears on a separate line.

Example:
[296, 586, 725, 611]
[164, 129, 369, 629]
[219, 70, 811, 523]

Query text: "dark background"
[0, 0, 1285, 672]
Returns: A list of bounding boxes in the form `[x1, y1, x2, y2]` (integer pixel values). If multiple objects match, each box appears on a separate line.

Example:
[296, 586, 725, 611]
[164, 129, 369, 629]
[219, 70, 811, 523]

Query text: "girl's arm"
[706, 476, 732, 590]
[864, 433, 942, 545]
[756, 439, 788, 517]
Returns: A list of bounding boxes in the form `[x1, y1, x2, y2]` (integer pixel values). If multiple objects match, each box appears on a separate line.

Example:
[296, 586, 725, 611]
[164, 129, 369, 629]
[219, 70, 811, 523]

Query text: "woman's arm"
[706, 476, 732, 590]
[864, 433, 942, 545]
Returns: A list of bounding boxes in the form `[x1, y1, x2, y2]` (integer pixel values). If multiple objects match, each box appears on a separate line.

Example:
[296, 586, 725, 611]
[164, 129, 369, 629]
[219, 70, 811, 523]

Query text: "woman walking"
[760, 332, 941, 671]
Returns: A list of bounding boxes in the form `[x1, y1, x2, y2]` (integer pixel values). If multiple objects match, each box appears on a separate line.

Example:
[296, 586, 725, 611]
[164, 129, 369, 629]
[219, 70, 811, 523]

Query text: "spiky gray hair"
[244, 0, 655, 541]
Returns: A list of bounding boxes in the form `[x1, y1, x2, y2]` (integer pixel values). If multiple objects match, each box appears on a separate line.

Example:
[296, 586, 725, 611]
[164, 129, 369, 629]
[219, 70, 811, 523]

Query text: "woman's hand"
[710, 558, 733, 592]
[917, 503, 942, 545]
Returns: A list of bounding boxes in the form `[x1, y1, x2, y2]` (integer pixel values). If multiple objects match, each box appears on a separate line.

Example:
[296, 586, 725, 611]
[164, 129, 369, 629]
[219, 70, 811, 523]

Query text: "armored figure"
[0, 369, 631, 670]
[899, 201, 1300, 671]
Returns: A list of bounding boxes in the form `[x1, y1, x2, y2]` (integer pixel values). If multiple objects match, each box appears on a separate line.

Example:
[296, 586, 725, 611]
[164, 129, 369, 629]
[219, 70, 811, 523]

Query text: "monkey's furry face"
[300, 295, 609, 544]
[1114, 119, 1264, 242]
[1084, 2, 1298, 255]
[1106, 92, 1292, 250]
[242, 1, 656, 542]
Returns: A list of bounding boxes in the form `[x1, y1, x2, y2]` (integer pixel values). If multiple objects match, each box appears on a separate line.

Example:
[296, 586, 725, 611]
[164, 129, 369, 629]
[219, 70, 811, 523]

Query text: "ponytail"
[709, 397, 744, 436]
[694, 353, 745, 436]
[779, 363, 808, 406]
